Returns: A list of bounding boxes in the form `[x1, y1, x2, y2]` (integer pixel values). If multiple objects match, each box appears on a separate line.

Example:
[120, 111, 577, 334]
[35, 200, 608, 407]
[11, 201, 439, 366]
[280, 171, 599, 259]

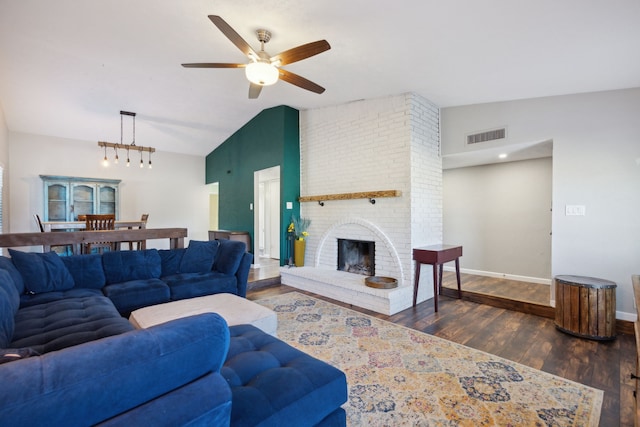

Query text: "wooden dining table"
[42, 220, 147, 232]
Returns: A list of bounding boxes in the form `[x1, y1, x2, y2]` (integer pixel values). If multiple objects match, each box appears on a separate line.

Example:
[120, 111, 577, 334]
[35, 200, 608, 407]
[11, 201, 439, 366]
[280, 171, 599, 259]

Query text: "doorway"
[254, 166, 280, 266]
[442, 154, 553, 306]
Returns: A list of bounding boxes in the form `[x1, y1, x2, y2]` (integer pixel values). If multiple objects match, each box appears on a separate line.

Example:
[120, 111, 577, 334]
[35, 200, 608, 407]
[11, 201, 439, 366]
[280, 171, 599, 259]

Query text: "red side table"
[413, 244, 462, 311]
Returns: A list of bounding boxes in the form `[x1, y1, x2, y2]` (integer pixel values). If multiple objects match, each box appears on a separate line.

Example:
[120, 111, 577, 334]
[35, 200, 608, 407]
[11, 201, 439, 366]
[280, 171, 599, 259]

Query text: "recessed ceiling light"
[498, 153, 508, 159]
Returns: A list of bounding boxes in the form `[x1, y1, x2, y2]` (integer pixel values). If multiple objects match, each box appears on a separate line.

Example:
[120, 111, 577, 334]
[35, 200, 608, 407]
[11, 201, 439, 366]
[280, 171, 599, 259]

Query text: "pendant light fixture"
[98, 111, 155, 168]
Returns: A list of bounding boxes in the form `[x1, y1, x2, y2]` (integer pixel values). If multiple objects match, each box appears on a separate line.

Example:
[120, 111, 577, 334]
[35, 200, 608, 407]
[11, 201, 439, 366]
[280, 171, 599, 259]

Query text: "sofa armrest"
[0, 313, 231, 427]
[235, 252, 253, 297]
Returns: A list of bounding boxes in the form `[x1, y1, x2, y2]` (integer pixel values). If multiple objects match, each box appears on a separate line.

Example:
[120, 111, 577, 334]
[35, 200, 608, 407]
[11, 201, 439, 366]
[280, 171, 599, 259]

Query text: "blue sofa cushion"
[163, 272, 238, 301]
[11, 295, 134, 354]
[180, 240, 219, 274]
[0, 313, 231, 426]
[214, 240, 246, 275]
[0, 288, 15, 348]
[223, 324, 348, 427]
[8, 250, 75, 294]
[159, 248, 186, 276]
[0, 256, 25, 295]
[61, 254, 106, 289]
[102, 278, 169, 316]
[102, 249, 161, 285]
[0, 270, 20, 351]
[0, 269, 19, 314]
[234, 252, 253, 298]
[19, 288, 104, 309]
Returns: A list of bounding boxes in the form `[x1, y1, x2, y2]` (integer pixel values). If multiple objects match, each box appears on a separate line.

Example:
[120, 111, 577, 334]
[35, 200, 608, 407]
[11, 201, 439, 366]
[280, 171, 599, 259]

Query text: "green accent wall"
[205, 105, 300, 265]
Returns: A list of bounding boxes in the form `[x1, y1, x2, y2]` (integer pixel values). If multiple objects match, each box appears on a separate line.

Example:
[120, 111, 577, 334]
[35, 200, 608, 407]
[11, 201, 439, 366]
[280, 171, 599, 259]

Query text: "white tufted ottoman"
[129, 293, 277, 336]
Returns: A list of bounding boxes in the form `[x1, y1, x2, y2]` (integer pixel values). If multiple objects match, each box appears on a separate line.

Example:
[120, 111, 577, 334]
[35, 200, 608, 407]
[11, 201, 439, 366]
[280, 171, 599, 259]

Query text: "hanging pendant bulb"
[98, 111, 155, 169]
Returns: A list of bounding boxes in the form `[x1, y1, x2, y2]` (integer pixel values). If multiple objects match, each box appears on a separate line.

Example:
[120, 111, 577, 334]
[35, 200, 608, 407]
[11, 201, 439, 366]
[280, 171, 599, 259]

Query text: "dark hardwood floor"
[441, 270, 551, 305]
[247, 271, 636, 426]
[247, 257, 281, 287]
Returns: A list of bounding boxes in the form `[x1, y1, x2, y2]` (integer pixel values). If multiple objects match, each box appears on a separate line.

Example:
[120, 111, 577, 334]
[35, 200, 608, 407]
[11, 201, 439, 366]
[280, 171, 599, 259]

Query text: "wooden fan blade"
[278, 69, 325, 94]
[272, 40, 331, 66]
[248, 83, 263, 99]
[208, 15, 257, 59]
[181, 63, 246, 68]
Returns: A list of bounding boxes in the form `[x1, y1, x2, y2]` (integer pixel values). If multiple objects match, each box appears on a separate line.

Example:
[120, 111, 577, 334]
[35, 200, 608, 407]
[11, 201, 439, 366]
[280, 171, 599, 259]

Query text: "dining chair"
[34, 213, 72, 254]
[33, 214, 45, 232]
[128, 213, 149, 250]
[84, 214, 116, 254]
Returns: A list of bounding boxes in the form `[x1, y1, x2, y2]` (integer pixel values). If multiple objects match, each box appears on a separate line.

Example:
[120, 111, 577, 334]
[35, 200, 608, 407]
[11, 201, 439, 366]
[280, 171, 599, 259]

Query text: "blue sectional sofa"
[0, 239, 348, 426]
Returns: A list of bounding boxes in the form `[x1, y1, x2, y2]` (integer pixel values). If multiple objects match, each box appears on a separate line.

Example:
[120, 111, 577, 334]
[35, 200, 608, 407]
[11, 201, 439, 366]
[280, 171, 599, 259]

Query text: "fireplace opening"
[337, 239, 375, 276]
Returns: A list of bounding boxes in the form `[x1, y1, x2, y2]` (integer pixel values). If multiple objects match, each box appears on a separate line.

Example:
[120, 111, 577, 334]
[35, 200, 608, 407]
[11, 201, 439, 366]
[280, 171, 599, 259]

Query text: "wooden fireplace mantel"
[298, 190, 401, 204]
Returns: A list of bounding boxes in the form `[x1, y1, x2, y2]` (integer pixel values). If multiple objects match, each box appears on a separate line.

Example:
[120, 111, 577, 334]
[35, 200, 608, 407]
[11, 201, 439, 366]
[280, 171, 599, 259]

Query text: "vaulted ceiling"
[1, 1, 638, 156]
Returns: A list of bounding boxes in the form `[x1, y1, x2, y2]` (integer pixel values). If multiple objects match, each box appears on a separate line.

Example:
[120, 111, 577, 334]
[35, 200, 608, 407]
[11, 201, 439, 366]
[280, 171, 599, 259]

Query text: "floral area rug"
[256, 292, 603, 426]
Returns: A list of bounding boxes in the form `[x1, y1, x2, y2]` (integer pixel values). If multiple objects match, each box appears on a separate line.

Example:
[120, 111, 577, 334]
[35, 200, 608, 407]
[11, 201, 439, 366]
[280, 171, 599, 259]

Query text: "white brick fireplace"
[281, 93, 442, 315]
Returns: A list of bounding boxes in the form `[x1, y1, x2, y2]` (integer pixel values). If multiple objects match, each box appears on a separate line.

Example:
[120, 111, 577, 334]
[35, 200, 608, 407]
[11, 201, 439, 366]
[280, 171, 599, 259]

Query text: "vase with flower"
[289, 215, 310, 267]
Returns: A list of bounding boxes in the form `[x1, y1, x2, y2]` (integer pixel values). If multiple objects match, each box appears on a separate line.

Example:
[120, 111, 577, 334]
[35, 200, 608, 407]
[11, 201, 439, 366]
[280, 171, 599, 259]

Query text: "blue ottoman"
[223, 325, 347, 427]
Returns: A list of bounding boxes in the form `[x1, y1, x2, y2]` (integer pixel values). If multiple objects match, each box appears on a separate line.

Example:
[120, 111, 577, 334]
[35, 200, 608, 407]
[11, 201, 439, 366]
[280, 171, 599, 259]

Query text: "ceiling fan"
[182, 15, 331, 99]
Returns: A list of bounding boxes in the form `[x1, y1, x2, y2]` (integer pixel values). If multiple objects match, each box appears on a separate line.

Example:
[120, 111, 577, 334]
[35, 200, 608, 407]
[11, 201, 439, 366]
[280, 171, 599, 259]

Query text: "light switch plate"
[565, 205, 586, 216]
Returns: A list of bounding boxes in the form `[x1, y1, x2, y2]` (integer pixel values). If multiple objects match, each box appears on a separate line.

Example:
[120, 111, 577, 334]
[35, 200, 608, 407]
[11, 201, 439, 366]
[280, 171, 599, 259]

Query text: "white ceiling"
[1, 0, 639, 157]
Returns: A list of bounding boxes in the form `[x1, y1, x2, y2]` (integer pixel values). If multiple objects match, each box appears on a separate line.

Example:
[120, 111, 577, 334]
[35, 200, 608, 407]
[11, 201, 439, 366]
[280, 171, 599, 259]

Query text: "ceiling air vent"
[466, 128, 506, 145]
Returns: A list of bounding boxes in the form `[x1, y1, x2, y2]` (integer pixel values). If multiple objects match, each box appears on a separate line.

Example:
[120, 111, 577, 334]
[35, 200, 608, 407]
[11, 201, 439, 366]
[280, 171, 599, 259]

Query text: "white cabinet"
[41, 176, 120, 221]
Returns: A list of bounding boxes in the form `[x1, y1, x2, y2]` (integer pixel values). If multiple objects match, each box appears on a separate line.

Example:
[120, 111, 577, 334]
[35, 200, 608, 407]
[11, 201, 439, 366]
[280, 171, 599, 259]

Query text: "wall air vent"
[466, 128, 506, 145]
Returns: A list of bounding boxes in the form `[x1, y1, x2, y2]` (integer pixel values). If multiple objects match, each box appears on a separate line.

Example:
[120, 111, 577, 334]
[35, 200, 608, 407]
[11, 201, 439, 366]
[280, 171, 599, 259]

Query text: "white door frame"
[253, 166, 281, 267]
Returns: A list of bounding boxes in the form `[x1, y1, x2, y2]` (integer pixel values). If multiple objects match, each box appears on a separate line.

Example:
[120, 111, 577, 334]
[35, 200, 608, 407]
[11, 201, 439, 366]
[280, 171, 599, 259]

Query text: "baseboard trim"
[443, 266, 551, 285]
[615, 311, 637, 322]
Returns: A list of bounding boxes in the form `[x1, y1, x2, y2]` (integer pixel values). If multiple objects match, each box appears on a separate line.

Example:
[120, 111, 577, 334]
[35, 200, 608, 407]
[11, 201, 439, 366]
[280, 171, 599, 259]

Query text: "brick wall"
[299, 93, 441, 300]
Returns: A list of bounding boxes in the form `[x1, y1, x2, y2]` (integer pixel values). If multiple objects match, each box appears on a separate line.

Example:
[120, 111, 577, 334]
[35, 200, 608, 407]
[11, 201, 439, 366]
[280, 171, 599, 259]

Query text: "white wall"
[443, 157, 552, 281]
[0, 107, 9, 233]
[441, 88, 640, 318]
[0, 107, 7, 164]
[8, 131, 210, 248]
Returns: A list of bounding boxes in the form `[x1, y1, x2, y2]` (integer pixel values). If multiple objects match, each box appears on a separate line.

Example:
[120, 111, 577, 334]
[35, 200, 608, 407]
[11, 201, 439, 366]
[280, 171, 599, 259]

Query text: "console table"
[208, 230, 251, 252]
[413, 244, 462, 311]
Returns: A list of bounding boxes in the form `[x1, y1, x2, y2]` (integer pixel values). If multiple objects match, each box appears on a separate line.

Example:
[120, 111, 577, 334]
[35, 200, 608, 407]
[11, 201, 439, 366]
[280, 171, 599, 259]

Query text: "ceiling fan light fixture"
[182, 16, 330, 98]
[245, 61, 279, 86]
